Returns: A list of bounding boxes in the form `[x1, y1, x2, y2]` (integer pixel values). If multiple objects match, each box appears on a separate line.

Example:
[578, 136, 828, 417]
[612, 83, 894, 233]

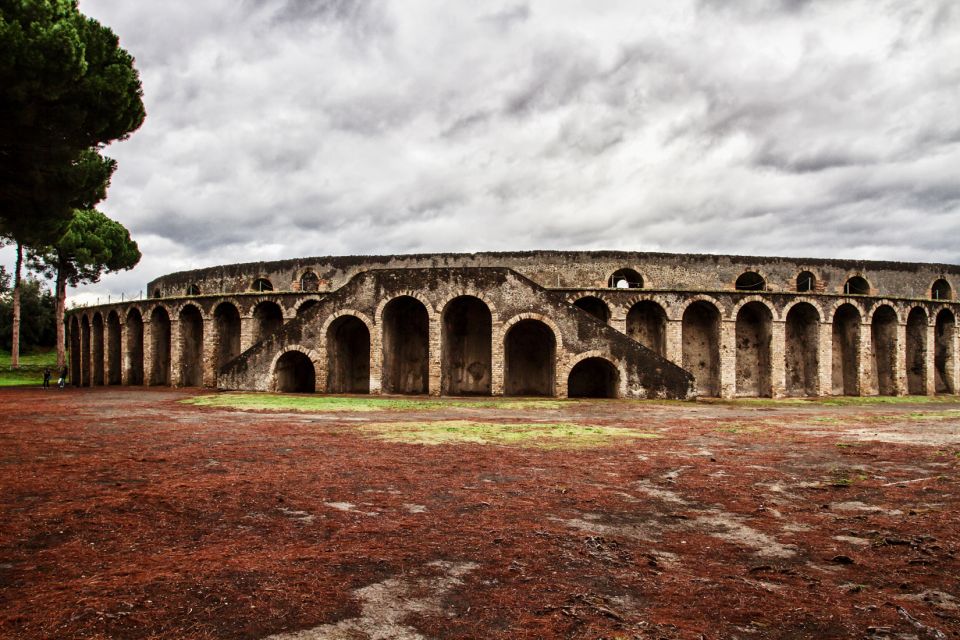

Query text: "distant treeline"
[0, 267, 56, 352]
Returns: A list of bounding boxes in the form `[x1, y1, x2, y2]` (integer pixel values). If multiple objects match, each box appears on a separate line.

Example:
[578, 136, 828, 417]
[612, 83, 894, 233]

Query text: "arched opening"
[735, 272, 766, 292]
[796, 271, 816, 293]
[832, 304, 861, 395]
[252, 278, 273, 292]
[906, 307, 927, 395]
[297, 299, 320, 317]
[573, 296, 610, 323]
[785, 303, 820, 397]
[179, 305, 204, 387]
[327, 315, 370, 394]
[275, 351, 316, 393]
[932, 279, 952, 301]
[70, 316, 81, 387]
[150, 307, 172, 386]
[682, 301, 720, 397]
[92, 313, 104, 385]
[300, 271, 320, 292]
[844, 276, 870, 296]
[382, 296, 429, 395]
[253, 301, 284, 343]
[442, 296, 492, 396]
[504, 320, 555, 396]
[186, 284, 200, 296]
[125, 309, 144, 385]
[626, 301, 667, 357]
[935, 309, 956, 394]
[608, 269, 643, 289]
[567, 357, 619, 398]
[152, 289, 162, 299]
[214, 302, 241, 372]
[81, 316, 92, 386]
[870, 306, 898, 396]
[106, 311, 122, 385]
[735, 302, 773, 397]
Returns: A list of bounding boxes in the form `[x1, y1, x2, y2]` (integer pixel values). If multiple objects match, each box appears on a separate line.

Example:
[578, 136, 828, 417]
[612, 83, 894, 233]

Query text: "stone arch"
[271, 346, 319, 393]
[80, 315, 91, 387]
[567, 356, 621, 399]
[865, 300, 902, 324]
[781, 298, 827, 323]
[730, 297, 779, 322]
[735, 301, 773, 397]
[150, 306, 172, 386]
[626, 300, 667, 357]
[70, 315, 82, 387]
[905, 307, 928, 395]
[374, 290, 436, 324]
[295, 297, 321, 317]
[326, 314, 371, 394]
[92, 312, 105, 385]
[152, 288, 162, 299]
[870, 305, 898, 396]
[785, 302, 820, 397]
[251, 277, 274, 292]
[832, 303, 861, 396]
[214, 301, 242, 373]
[441, 295, 492, 396]
[681, 300, 721, 397]
[252, 300, 284, 343]
[178, 304, 204, 387]
[796, 271, 817, 293]
[672, 295, 725, 323]
[608, 268, 644, 289]
[572, 296, 611, 323]
[504, 318, 556, 396]
[735, 271, 767, 292]
[935, 308, 956, 394]
[299, 270, 320, 292]
[931, 278, 953, 301]
[186, 283, 201, 296]
[106, 310, 122, 385]
[381, 295, 430, 395]
[844, 275, 871, 296]
[125, 308, 144, 385]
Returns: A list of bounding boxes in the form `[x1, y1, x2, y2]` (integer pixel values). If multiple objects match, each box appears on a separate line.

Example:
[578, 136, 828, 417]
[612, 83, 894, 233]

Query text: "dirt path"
[1, 388, 958, 639]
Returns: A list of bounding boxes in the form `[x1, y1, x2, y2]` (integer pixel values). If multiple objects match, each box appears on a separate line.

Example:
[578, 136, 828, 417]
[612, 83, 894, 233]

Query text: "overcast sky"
[9, 0, 960, 304]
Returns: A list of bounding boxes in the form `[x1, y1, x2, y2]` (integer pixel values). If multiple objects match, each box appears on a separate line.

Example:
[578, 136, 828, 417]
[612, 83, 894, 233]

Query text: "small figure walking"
[42, 367, 51, 390]
[58, 366, 68, 389]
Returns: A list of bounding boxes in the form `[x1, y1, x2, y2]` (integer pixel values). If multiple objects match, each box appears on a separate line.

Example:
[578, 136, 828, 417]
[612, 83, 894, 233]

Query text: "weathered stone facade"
[67, 251, 960, 400]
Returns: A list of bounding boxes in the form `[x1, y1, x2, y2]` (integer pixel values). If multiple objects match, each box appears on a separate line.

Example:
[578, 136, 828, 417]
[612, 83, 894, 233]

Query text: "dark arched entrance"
[179, 305, 204, 387]
[905, 307, 927, 395]
[567, 358, 619, 398]
[214, 302, 242, 372]
[504, 320, 555, 396]
[935, 309, 956, 394]
[682, 301, 720, 397]
[442, 296, 492, 396]
[871, 306, 898, 396]
[92, 313, 104, 385]
[832, 304, 861, 396]
[106, 311, 122, 385]
[735, 302, 773, 397]
[573, 297, 610, 323]
[125, 309, 144, 385]
[276, 351, 316, 393]
[382, 296, 429, 395]
[253, 301, 284, 344]
[327, 316, 370, 393]
[626, 301, 666, 357]
[785, 303, 820, 397]
[150, 307, 172, 386]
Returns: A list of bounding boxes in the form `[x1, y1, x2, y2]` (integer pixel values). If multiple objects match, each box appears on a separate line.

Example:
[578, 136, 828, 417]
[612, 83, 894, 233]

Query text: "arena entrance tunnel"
[327, 315, 371, 394]
[382, 296, 430, 395]
[504, 319, 555, 396]
[442, 296, 492, 396]
[567, 357, 619, 398]
[275, 350, 316, 393]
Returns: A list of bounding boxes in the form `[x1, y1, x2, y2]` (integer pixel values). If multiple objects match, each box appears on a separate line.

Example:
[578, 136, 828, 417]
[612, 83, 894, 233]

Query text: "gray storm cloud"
[28, 0, 960, 303]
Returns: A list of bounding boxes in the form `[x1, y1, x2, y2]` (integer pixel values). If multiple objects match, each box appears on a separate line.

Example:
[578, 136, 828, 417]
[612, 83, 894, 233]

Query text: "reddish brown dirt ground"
[1, 387, 959, 640]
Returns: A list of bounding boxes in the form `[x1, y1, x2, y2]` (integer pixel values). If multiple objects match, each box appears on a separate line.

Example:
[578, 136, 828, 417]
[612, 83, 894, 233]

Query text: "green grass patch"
[707, 395, 960, 407]
[182, 392, 572, 413]
[359, 420, 659, 448]
[713, 423, 767, 434]
[0, 349, 59, 387]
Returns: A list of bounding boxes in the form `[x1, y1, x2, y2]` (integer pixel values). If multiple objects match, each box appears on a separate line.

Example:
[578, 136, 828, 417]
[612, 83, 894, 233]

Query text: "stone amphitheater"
[66, 251, 959, 400]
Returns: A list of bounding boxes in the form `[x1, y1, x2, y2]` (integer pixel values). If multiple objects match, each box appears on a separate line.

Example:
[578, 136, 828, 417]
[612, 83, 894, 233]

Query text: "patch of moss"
[182, 393, 572, 413]
[359, 420, 659, 448]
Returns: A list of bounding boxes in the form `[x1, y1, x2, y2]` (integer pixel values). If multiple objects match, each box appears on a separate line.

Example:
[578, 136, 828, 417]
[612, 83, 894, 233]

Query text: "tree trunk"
[55, 259, 67, 370]
[11, 242, 22, 369]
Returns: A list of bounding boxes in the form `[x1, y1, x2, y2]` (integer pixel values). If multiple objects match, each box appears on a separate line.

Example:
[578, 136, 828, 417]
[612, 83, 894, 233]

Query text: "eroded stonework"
[68, 251, 960, 399]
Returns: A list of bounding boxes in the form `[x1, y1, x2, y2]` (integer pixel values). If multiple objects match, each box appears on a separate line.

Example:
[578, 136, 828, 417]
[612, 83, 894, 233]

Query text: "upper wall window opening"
[844, 276, 870, 296]
[186, 284, 200, 296]
[932, 279, 952, 301]
[252, 278, 274, 292]
[735, 272, 766, 291]
[152, 289, 162, 299]
[300, 271, 320, 292]
[608, 269, 643, 289]
[796, 271, 816, 293]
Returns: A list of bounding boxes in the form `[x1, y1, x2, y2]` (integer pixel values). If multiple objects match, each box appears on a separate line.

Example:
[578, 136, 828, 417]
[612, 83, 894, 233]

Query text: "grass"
[359, 420, 659, 448]
[708, 395, 960, 407]
[0, 349, 59, 387]
[182, 392, 572, 413]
